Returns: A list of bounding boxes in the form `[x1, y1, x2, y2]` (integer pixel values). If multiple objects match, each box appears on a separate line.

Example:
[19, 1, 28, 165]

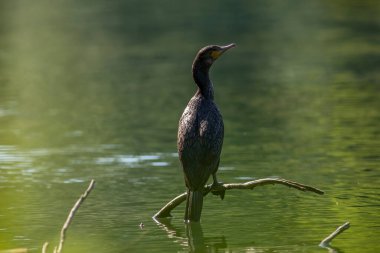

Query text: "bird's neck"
[193, 66, 214, 100]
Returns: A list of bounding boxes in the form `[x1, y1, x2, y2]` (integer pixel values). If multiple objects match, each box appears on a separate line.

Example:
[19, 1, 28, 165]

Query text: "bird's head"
[193, 43, 236, 70]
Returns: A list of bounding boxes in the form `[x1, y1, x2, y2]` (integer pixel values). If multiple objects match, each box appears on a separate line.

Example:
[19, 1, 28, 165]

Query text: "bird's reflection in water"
[186, 222, 206, 252]
[153, 218, 227, 252]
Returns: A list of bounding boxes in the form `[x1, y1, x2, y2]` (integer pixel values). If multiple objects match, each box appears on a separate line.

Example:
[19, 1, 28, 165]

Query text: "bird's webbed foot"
[211, 174, 225, 200]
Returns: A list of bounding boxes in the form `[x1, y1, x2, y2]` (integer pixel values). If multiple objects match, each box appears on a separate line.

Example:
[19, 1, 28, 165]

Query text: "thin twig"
[319, 222, 350, 247]
[56, 179, 96, 253]
[153, 177, 324, 218]
[42, 242, 49, 253]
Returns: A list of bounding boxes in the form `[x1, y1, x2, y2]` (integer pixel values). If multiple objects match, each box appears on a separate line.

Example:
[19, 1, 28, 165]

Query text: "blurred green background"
[0, 0, 379, 252]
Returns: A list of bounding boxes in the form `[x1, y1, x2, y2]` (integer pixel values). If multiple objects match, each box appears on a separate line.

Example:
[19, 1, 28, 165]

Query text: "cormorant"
[177, 43, 235, 222]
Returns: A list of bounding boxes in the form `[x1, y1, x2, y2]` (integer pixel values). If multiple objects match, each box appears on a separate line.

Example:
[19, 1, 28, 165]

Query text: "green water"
[1, 0, 379, 252]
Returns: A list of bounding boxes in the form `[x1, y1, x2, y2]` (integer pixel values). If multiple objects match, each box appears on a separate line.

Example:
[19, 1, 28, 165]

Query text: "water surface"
[0, 0, 379, 252]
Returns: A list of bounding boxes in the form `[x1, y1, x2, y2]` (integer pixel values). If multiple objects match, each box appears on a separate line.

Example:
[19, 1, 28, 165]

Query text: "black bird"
[177, 43, 235, 222]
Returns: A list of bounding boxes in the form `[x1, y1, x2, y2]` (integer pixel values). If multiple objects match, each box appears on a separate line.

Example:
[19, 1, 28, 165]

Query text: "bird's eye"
[210, 50, 221, 59]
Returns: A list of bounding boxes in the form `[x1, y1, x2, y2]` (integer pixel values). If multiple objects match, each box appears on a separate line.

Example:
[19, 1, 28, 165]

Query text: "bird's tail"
[185, 190, 203, 222]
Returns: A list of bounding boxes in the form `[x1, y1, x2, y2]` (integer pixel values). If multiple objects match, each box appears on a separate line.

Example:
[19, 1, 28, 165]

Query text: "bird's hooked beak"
[211, 43, 236, 60]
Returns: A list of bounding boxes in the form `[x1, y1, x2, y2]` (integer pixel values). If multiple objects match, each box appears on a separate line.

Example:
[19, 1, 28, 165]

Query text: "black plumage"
[177, 43, 235, 222]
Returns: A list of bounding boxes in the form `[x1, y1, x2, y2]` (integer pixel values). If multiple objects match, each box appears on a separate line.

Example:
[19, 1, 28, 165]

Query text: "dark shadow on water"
[153, 218, 227, 253]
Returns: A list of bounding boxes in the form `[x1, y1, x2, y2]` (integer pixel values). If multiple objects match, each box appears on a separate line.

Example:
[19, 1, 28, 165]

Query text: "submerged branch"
[153, 177, 324, 219]
[154, 192, 187, 219]
[320, 222, 350, 247]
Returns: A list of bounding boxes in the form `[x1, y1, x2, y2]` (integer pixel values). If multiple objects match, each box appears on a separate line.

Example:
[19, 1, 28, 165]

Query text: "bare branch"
[154, 192, 187, 218]
[211, 178, 324, 194]
[56, 179, 96, 253]
[42, 242, 49, 253]
[153, 177, 324, 219]
[320, 222, 350, 247]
